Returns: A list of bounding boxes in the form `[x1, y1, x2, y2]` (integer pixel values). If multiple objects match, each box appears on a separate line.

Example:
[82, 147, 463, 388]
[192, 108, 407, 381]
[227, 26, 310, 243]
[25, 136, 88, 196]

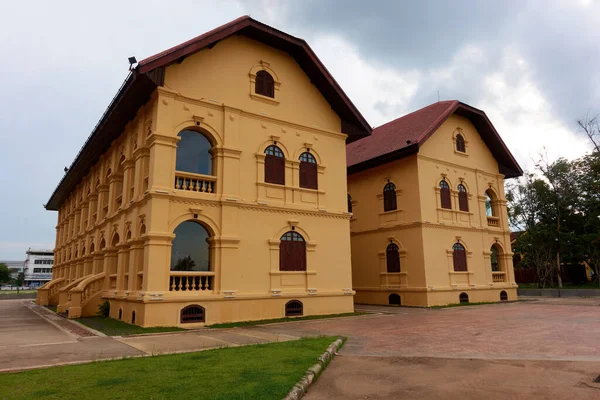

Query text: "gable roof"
[347, 100, 523, 178]
[45, 16, 371, 211]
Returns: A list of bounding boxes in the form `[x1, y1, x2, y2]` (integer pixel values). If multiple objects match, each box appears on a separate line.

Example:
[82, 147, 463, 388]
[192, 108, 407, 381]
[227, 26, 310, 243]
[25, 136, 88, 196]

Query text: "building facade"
[24, 249, 54, 287]
[347, 101, 522, 306]
[0, 260, 24, 282]
[36, 16, 370, 327]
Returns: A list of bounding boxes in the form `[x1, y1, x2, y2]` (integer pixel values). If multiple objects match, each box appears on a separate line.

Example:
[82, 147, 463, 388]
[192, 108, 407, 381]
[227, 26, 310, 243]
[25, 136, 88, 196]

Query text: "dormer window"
[456, 133, 466, 153]
[255, 70, 275, 98]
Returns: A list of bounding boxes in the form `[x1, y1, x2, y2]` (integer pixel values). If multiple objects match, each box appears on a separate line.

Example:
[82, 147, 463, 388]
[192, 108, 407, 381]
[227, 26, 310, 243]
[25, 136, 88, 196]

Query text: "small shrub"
[98, 300, 110, 317]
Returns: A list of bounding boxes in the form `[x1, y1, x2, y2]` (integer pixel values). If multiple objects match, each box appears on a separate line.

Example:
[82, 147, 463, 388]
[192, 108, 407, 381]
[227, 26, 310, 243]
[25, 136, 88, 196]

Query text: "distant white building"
[24, 249, 54, 287]
[0, 260, 25, 281]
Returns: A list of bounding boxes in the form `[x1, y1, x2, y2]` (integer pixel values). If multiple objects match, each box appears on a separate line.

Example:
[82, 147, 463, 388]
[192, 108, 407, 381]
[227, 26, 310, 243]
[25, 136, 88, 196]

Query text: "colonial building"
[347, 101, 522, 306]
[37, 16, 370, 326]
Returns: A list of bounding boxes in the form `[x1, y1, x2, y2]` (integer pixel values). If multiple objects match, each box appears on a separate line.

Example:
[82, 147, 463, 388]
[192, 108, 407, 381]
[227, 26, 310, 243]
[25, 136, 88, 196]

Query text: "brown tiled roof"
[45, 16, 371, 210]
[347, 101, 523, 178]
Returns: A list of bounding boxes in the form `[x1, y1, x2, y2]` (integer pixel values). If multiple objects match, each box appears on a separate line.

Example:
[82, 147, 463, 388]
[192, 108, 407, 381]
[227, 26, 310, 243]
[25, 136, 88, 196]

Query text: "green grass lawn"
[0, 336, 337, 400]
[0, 290, 36, 295]
[430, 300, 518, 309]
[207, 311, 367, 329]
[77, 316, 184, 336]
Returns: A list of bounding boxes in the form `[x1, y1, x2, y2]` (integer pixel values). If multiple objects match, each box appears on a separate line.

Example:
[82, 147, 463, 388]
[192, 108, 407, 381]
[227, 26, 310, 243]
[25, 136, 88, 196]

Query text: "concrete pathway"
[0, 300, 299, 372]
[0, 300, 143, 372]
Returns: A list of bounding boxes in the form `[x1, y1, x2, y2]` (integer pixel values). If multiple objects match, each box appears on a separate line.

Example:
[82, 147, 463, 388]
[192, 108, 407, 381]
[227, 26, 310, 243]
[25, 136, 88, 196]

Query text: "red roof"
[347, 101, 522, 178]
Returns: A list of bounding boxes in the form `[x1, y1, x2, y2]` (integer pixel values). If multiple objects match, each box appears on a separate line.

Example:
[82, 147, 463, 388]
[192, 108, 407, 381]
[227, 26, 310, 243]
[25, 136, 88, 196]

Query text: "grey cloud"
[271, 0, 600, 124]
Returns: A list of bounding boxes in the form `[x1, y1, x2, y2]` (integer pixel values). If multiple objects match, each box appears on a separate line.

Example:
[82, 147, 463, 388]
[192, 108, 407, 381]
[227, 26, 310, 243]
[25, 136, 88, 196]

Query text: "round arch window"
[176, 130, 213, 175]
[171, 221, 211, 271]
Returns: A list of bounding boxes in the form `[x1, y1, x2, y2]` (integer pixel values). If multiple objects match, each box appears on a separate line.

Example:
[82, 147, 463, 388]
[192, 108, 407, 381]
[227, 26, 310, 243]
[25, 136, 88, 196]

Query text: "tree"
[14, 272, 25, 293]
[172, 256, 196, 271]
[577, 113, 600, 153]
[0, 263, 11, 284]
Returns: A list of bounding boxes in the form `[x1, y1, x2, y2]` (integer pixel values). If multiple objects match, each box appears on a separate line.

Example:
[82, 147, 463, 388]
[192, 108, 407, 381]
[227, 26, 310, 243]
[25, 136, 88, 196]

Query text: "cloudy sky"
[1, 0, 598, 259]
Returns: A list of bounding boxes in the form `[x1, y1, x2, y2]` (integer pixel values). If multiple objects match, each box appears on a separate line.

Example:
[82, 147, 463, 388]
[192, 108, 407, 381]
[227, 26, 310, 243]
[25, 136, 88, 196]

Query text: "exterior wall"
[43, 35, 354, 326]
[349, 114, 517, 307]
[24, 250, 54, 287]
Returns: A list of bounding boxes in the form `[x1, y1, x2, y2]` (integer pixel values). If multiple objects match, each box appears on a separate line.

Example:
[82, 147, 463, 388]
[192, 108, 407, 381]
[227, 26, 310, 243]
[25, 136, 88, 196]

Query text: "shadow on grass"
[207, 312, 368, 329]
[77, 316, 184, 336]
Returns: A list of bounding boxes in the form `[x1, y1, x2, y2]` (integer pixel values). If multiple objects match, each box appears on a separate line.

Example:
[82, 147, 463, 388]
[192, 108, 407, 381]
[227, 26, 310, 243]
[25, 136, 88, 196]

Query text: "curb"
[282, 338, 344, 400]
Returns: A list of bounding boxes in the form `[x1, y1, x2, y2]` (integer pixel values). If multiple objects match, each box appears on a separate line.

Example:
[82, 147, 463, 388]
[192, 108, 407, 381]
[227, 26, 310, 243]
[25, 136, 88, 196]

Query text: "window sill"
[270, 271, 317, 276]
[380, 272, 407, 276]
[449, 271, 474, 275]
[454, 150, 468, 157]
[258, 181, 326, 195]
[379, 209, 402, 216]
[250, 93, 280, 105]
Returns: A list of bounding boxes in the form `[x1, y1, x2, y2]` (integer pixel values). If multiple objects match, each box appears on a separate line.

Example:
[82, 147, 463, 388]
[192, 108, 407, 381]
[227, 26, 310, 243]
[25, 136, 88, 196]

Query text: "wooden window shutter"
[300, 162, 318, 189]
[279, 232, 306, 272]
[383, 183, 397, 212]
[256, 71, 275, 98]
[453, 244, 467, 272]
[440, 181, 451, 209]
[386, 244, 400, 273]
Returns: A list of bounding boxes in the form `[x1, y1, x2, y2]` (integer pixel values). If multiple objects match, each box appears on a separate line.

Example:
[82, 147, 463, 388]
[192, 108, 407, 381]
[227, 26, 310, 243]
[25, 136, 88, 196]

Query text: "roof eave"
[347, 143, 419, 175]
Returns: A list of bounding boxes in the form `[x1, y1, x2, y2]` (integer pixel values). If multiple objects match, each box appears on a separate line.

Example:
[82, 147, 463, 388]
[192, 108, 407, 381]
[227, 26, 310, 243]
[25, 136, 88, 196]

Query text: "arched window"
[383, 182, 397, 212]
[440, 180, 451, 209]
[490, 245, 500, 272]
[485, 190, 496, 217]
[285, 300, 303, 317]
[299, 152, 318, 189]
[255, 70, 275, 98]
[458, 184, 469, 212]
[386, 243, 400, 273]
[347, 194, 353, 213]
[279, 231, 306, 271]
[264, 145, 285, 185]
[181, 305, 205, 323]
[389, 293, 401, 305]
[456, 134, 466, 153]
[111, 233, 119, 248]
[500, 290, 508, 301]
[453, 243, 467, 271]
[131, 311, 136, 325]
[171, 221, 211, 272]
[118, 308, 123, 320]
[459, 292, 469, 303]
[176, 130, 213, 175]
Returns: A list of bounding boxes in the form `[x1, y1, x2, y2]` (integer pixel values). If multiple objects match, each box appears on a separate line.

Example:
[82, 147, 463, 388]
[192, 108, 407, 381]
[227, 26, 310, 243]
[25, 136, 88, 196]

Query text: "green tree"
[0, 263, 11, 284]
[14, 272, 25, 293]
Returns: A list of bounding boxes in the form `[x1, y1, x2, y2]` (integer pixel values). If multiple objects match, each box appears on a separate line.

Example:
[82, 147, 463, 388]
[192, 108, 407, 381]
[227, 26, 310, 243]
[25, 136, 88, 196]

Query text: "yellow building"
[36, 16, 371, 327]
[347, 101, 522, 306]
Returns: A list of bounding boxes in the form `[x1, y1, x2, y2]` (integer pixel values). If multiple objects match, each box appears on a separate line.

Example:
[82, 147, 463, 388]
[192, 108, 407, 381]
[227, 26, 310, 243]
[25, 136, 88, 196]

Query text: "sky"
[0, 0, 599, 259]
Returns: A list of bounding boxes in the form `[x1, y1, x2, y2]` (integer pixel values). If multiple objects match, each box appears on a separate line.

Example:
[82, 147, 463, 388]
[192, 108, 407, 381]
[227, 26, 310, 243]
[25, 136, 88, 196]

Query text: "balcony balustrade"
[487, 216, 500, 227]
[169, 271, 214, 292]
[492, 272, 506, 283]
[174, 171, 216, 194]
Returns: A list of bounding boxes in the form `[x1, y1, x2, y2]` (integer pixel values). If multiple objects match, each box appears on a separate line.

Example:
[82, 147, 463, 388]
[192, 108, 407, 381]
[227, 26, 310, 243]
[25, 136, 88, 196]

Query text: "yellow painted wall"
[349, 114, 517, 307]
[39, 34, 355, 326]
